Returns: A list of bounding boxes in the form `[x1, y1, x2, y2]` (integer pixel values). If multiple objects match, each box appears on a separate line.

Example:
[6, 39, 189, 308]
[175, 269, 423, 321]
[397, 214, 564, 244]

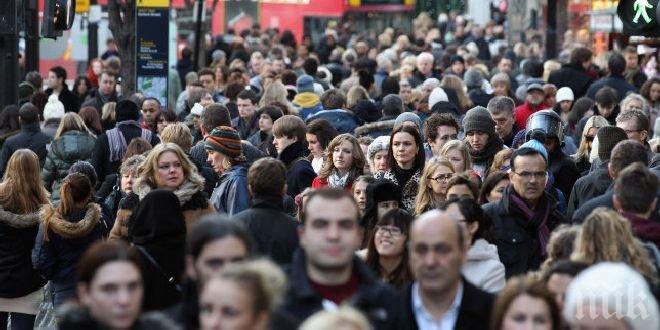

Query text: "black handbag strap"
[133, 244, 183, 293]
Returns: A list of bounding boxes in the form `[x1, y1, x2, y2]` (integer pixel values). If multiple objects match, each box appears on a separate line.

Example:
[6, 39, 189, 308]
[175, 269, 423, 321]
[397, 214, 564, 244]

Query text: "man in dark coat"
[45, 66, 80, 113]
[397, 209, 494, 329]
[273, 115, 315, 198]
[279, 189, 399, 329]
[548, 47, 595, 99]
[82, 71, 119, 116]
[91, 100, 160, 181]
[572, 140, 659, 224]
[483, 148, 566, 278]
[233, 158, 299, 265]
[567, 126, 628, 219]
[0, 103, 52, 176]
[586, 52, 637, 101]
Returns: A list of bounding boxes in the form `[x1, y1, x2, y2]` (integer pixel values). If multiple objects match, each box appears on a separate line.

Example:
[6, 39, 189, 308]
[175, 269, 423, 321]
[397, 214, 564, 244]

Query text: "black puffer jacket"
[42, 131, 96, 202]
[482, 186, 566, 278]
[0, 204, 46, 298]
[548, 63, 595, 99]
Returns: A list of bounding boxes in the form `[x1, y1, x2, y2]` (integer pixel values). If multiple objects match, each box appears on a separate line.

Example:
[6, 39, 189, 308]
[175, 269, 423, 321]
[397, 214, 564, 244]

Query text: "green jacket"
[42, 131, 96, 202]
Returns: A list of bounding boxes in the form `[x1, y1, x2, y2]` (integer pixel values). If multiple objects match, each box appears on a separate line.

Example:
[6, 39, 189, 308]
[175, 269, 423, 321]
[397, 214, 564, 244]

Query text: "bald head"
[411, 210, 465, 249]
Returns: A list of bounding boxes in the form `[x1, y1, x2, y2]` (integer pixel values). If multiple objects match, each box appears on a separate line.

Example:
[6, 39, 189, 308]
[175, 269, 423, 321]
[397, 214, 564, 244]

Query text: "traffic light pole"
[0, 0, 20, 108]
[89, 0, 98, 61]
[25, 0, 40, 74]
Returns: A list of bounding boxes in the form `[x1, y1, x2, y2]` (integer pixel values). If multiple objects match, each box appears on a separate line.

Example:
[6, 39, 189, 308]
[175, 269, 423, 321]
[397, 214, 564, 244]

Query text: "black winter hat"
[115, 99, 140, 122]
[596, 126, 628, 161]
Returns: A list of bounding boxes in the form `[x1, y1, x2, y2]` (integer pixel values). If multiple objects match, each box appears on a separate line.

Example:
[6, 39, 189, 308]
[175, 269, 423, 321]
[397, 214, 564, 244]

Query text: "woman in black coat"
[128, 189, 186, 311]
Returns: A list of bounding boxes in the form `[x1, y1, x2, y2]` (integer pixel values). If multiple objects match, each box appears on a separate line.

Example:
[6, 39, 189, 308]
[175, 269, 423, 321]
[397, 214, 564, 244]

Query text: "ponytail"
[42, 173, 93, 241]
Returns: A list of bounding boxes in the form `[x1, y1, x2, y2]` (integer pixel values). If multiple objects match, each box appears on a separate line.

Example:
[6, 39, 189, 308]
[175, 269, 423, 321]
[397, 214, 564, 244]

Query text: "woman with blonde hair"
[42, 112, 96, 202]
[312, 134, 366, 190]
[571, 207, 657, 285]
[440, 139, 473, 173]
[101, 101, 116, 131]
[572, 115, 608, 174]
[300, 307, 371, 330]
[441, 75, 472, 112]
[33, 172, 104, 309]
[414, 157, 455, 215]
[133, 142, 214, 226]
[0, 150, 49, 328]
[490, 72, 515, 100]
[258, 81, 291, 111]
[346, 85, 370, 109]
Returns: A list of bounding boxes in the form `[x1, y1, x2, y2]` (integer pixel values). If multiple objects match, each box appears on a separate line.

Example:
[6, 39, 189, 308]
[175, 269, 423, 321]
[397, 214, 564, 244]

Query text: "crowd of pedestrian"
[0, 10, 659, 330]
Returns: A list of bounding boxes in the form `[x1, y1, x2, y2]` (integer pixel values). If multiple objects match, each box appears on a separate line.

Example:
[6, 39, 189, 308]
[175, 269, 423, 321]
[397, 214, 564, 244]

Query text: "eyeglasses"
[375, 225, 402, 237]
[429, 173, 453, 182]
[623, 129, 642, 135]
[513, 171, 547, 180]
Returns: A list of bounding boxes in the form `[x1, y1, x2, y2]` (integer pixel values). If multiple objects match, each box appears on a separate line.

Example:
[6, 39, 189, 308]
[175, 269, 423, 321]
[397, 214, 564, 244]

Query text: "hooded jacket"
[210, 164, 250, 216]
[32, 203, 104, 306]
[42, 131, 96, 202]
[461, 239, 506, 293]
[293, 92, 323, 120]
[0, 205, 45, 298]
[128, 190, 186, 312]
[306, 109, 362, 135]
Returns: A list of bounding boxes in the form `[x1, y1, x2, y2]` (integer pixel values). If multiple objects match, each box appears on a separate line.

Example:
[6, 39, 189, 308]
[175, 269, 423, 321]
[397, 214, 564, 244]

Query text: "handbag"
[134, 245, 183, 293]
[33, 283, 56, 329]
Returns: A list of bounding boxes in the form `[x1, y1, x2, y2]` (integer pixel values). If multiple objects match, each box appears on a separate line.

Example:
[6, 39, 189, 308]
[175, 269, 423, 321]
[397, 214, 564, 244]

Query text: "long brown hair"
[318, 134, 366, 182]
[0, 149, 49, 213]
[365, 209, 413, 290]
[42, 173, 93, 241]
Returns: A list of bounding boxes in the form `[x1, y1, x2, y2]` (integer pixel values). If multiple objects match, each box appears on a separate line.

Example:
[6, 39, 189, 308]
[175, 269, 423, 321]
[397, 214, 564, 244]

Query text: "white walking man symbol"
[633, 0, 654, 24]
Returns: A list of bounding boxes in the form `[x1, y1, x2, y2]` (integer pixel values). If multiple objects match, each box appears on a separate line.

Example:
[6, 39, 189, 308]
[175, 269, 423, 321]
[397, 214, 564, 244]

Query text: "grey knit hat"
[462, 106, 496, 136]
[596, 126, 627, 161]
[394, 112, 423, 132]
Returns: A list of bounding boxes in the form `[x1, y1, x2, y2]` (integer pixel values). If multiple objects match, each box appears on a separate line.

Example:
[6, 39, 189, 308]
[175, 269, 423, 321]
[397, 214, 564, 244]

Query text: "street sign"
[617, 0, 660, 36]
[75, 0, 89, 13]
[136, 0, 170, 107]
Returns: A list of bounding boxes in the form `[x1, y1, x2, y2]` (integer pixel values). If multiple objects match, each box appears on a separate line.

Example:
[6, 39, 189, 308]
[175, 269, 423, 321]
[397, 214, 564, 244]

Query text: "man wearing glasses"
[615, 109, 652, 155]
[482, 148, 566, 278]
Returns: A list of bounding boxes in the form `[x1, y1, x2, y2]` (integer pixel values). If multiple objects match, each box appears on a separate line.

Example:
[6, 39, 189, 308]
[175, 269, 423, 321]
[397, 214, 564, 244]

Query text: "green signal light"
[633, 0, 654, 24]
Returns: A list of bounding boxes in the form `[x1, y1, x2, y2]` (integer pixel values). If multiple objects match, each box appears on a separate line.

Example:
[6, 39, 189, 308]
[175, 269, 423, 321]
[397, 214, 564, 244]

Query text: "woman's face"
[92, 61, 103, 75]
[155, 151, 185, 190]
[258, 114, 273, 133]
[446, 184, 474, 200]
[487, 179, 509, 203]
[374, 225, 407, 258]
[651, 82, 660, 102]
[501, 294, 553, 330]
[199, 278, 265, 330]
[332, 140, 354, 173]
[559, 100, 572, 112]
[373, 150, 389, 173]
[79, 261, 143, 330]
[492, 82, 508, 97]
[428, 166, 454, 197]
[585, 127, 597, 151]
[353, 180, 369, 213]
[120, 171, 137, 193]
[306, 133, 323, 159]
[392, 132, 418, 169]
[77, 80, 89, 95]
[445, 148, 466, 172]
[377, 200, 398, 220]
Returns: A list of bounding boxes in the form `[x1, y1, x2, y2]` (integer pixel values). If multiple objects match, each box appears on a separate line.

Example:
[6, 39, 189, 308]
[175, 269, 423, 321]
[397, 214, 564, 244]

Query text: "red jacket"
[312, 177, 353, 191]
[514, 101, 548, 130]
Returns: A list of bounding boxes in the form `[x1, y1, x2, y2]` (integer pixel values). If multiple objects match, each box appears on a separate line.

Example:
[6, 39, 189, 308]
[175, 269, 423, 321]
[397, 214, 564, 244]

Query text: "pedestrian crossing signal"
[42, 0, 76, 39]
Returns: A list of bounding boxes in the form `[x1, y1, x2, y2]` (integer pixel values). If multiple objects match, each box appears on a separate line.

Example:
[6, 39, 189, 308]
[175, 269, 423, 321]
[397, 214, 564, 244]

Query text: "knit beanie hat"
[297, 75, 315, 93]
[43, 94, 65, 121]
[394, 112, 422, 132]
[115, 99, 140, 122]
[462, 106, 495, 136]
[204, 126, 243, 158]
[431, 101, 461, 118]
[367, 135, 390, 161]
[520, 139, 548, 161]
[464, 69, 483, 89]
[556, 87, 574, 103]
[596, 126, 627, 161]
[428, 87, 449, 109]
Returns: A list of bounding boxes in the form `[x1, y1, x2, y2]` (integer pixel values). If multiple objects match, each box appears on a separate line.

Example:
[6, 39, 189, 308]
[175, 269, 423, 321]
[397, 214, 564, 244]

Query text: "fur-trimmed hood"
[132, 172, 205, 206]
[41, 203, 101, 240]
[0, 204, 40, 228]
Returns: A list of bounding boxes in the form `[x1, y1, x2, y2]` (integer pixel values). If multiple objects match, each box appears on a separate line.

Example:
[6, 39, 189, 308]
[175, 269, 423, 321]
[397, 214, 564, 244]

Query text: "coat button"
[512, 238, 517, 242]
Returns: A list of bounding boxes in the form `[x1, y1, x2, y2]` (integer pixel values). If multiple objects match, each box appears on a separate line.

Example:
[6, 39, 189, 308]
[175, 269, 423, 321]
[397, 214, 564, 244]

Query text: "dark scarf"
[278, 141, 307, 167]
[467, 135, 504, 163]
[621, 211, 660, 248]
[509, 188, 551, 257]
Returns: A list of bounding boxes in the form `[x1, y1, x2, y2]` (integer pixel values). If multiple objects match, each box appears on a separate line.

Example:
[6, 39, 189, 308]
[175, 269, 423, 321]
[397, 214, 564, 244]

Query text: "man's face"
[617, 119, 647, 143]
[300, 196, 362, 272]
[410, 212, 465, 294]
[491, 111, 514, 138]
[47, 71, 62, 90]
[498, 58, 512, 74]
[430, 126, 458, 155]
[526, 90, 545, 106]
[100, 73, 116, 96]
[451, 61, 464, 75]
[417, 58, 433, 76]
[78, 261, 143, 330]
[597, 103, 616, 118]
[199, 74, 215, 92]
[509, 154, 547, 202]
[399, 82, 412, 103]
[251, 53, 264, 73]
[355, 42, 368, 57]
[272, 59, 285, 74]
[190, 236, 248, 284]
[466, 131, 489, 151]
[207, 150, 227, 174]
[625, 52, 638, 70]
[141, 100, 160, 123]
[273, 134, 297, 155]
[236, 98, 256, 119]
